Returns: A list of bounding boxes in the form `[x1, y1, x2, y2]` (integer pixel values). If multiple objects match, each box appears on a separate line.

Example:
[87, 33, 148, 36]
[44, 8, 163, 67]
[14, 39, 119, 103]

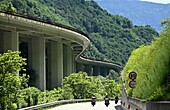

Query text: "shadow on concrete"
[115, 105, 123, 110]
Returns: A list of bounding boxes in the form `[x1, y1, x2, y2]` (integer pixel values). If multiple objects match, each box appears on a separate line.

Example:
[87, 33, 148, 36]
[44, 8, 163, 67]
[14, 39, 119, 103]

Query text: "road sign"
[129, 80, 136, 88]
[129, 71, 137, 80]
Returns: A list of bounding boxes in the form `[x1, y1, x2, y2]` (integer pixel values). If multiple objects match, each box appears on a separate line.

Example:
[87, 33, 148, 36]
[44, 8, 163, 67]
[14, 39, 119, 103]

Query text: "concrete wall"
[121, 85, 170, 110]
[0, 31, 19, 53]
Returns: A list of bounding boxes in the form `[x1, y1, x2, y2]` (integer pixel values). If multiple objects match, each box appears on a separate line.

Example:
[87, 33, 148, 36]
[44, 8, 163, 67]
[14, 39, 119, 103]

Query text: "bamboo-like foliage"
[122, 19, 170, 100]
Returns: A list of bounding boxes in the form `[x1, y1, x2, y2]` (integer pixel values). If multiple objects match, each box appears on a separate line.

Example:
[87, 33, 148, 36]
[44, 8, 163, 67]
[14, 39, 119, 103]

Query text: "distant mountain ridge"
[96, 0, 170, 32]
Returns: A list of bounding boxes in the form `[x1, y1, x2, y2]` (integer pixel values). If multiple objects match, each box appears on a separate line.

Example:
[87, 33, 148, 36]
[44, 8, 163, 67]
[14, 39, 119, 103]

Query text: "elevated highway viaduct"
[0, 12, 89, 90]
[0, 12, 122, 91]
[76, 56, 122, 76]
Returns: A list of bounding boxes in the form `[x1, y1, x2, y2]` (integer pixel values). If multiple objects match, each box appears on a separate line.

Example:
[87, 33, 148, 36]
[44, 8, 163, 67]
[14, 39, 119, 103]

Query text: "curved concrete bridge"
[0, 12, 122, 91]
[0, 12, 90, 90]
[76, 56, 122, 76]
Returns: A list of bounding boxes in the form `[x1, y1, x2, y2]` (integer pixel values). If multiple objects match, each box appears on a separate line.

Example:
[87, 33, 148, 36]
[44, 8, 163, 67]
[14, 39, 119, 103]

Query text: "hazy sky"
[140, 0, 170, 4]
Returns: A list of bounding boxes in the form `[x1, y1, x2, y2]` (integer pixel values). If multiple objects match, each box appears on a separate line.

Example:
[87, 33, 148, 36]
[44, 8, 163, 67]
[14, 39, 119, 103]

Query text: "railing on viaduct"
[0, 10, 90, 39]
[19, 98, 117, 110]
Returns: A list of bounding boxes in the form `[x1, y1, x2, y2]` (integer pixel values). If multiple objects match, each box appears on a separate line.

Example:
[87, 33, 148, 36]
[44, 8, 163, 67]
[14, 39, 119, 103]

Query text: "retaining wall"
[121, 85, 170, 110]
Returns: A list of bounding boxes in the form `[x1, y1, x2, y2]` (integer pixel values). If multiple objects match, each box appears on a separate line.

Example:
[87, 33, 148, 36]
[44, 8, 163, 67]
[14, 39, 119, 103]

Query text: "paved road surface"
[51, 101, 122, 110]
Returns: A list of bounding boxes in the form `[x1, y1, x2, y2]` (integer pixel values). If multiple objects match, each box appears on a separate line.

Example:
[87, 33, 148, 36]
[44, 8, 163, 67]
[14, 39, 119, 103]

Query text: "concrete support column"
[93, 66, 100, 76]
[56, 42, 63, 87]
[63, 45, 73, 77]
[0, 30, 4, 53]
[30, 37, 46, 91]
[46, 43, 51, 90]
[0, 31, 19, 52]
[28, 39, 32, 69]
[73, 59, 76, 73]
[107, 68, 110, 75]
[101, 67, 108, 77]
[76, 63, 84, 73]
[84, 65, 93, 76]
[47, 41, 63, 89]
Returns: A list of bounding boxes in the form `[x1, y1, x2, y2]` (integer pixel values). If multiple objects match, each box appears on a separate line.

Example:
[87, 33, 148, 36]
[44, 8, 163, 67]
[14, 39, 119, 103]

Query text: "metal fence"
[18, 98, 111, 110]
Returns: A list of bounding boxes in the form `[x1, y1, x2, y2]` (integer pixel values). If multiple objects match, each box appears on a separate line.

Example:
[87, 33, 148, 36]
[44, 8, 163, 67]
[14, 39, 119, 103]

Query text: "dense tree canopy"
[62, 72, 121, 99]
[0, 51, 121, 109]
[0, 0, 159, 66]
[0, 51, 28, 109]
[122, 19, 170, 101]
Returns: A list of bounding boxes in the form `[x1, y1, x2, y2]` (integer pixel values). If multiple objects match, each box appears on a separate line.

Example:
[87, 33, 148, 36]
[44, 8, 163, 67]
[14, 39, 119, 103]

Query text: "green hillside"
[0, 0, 158, 66]
[122, 20, 170, 101]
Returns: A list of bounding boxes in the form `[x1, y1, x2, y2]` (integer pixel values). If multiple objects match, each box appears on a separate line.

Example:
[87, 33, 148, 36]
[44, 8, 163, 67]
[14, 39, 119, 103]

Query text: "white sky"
[140, 0, 170, 4]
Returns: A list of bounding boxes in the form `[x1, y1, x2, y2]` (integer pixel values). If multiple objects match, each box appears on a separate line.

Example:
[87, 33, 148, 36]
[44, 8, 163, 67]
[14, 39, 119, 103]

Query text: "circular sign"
[129, 80, 136, 88]
[129, 71, 137, 80]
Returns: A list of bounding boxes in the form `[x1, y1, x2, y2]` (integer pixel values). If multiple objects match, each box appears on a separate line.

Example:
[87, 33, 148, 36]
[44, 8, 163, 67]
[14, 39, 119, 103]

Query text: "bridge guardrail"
[0, 10, 89, 39]
[121, 82, 170, 110]
[19, 98, 114, 110]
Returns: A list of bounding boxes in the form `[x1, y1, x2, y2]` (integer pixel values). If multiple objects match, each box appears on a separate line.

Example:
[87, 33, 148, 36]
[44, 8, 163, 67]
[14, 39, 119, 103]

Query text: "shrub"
[21, 87, 40, 106]
[45, 88, 62, 102]
[61, 72, 121, 99]
[122, 20, 170, 100]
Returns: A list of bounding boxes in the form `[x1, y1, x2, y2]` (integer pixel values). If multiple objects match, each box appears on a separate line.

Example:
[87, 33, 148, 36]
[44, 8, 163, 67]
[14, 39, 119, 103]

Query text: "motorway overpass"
[0, 12, 122, 91]
[0, 12, 89, 90]
[76, 56, 122, 76]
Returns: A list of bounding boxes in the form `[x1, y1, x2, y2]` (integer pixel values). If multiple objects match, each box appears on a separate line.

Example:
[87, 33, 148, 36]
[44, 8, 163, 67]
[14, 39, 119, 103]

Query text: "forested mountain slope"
[96, 0, 170, 32]
[0, 0, 158, 65]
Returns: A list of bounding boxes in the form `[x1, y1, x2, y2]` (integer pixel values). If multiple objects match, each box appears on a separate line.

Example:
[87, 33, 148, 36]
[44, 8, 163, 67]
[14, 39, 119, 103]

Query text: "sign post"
[128, 71, 137, 88]
[129, 71, 137, 80]
[129, 80, 136, 88]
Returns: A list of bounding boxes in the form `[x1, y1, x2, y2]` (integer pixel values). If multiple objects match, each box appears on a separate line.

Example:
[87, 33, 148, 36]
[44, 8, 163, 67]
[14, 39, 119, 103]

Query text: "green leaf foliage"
[62, 72, 97, 99]
[38, 88, 61, 104]
[0, 50, 121, 109]
[0, 51, 28, 109]
[62, 72, 121, 99]
[0, 73, 27, 109]
[104, 80, 121, 97]
[0, 50, 26, 74]
[122, 20, 170, 101]
[20, 87, 40, 107]
[0, 0, 158, 66]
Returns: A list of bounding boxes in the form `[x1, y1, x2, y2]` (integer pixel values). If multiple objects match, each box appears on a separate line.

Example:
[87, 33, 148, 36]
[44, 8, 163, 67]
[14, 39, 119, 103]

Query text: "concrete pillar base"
[30, 37, 46, 91]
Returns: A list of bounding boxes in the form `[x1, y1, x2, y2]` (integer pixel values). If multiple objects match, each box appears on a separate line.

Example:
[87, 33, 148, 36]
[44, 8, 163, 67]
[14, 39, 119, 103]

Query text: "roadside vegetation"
[122, 19, 170, 101]
[0, 51, 121, 110]
[0, 1, 168, 109]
